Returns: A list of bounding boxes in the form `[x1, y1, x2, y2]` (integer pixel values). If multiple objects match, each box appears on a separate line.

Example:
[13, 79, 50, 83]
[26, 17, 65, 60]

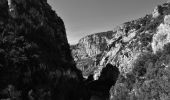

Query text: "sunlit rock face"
[0, 0, 84, 100]
[71, 31, 115, 76]
[72, 2, 170, 100]
[152, 6, 161, 18]
[152, 15, 170, 54]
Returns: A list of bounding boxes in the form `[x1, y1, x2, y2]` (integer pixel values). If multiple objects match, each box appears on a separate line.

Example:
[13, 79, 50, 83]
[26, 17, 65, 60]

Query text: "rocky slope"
[72, 2, 170, 100]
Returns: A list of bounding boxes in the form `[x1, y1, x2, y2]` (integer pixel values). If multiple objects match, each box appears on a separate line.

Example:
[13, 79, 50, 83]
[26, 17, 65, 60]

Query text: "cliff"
[71, 31, 115, 76]
[72, 2, 170, 100]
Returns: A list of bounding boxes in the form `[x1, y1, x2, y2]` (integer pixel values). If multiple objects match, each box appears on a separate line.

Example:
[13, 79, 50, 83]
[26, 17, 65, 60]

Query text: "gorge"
[0, 0, 170, 100]
[71, 1, 170, 100]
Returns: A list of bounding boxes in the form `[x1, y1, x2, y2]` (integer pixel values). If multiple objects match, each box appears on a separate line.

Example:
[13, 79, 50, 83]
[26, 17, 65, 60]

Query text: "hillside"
[71, 2, 170, 100]
[0, 0, 84, 100]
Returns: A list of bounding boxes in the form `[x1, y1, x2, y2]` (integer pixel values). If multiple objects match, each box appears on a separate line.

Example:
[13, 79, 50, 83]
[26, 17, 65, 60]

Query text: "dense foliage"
[111, 43, 170, 100]
[0, 0, 84, 100]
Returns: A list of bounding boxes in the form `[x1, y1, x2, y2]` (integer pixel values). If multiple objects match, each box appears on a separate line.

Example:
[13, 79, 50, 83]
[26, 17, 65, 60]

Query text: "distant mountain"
[71, 2, 170, 100]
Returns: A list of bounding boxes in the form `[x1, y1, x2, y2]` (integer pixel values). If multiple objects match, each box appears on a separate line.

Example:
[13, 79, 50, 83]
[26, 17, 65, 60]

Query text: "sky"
[48, 0, 166, 44]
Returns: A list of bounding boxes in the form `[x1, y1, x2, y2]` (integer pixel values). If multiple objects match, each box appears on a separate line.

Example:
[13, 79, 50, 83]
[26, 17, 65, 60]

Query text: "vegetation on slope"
[0, 0, 84, 100]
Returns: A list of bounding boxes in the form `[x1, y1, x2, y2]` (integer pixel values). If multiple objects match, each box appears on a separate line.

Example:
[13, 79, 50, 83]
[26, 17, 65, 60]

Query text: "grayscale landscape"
[0, 0, 170, 100]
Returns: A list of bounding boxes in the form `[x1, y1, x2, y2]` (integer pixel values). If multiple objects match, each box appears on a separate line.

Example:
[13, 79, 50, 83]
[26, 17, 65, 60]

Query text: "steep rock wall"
[71, 31, 115, 76]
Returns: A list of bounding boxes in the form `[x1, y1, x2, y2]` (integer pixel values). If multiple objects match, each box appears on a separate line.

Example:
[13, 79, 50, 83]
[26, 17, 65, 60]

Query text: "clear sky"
[48, 0, 166, 44]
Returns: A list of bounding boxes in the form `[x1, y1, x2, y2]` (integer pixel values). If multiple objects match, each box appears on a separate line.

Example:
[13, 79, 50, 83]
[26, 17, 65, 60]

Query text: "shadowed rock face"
[0, 0, 85, 100]
[85, 63, 120, 100]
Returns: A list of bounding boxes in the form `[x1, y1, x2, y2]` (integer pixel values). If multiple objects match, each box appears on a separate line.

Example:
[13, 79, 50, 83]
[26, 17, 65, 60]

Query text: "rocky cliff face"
[71, 31, 115, 76]
[72, 2, 170, 100]
[0, 0, 84, 100]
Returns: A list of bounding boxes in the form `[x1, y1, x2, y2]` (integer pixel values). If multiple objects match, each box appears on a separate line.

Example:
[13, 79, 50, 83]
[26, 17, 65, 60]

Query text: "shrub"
[132, 52, 157, 78]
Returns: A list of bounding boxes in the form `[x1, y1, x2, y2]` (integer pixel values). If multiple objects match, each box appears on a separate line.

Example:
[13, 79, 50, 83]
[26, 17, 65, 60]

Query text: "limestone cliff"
[71, 31, 115, 76]
[72, 2, 170, 100]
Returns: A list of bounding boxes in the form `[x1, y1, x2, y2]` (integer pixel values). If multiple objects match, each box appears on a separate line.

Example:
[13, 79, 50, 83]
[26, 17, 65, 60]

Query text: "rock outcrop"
[72, 2, 170, 100]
